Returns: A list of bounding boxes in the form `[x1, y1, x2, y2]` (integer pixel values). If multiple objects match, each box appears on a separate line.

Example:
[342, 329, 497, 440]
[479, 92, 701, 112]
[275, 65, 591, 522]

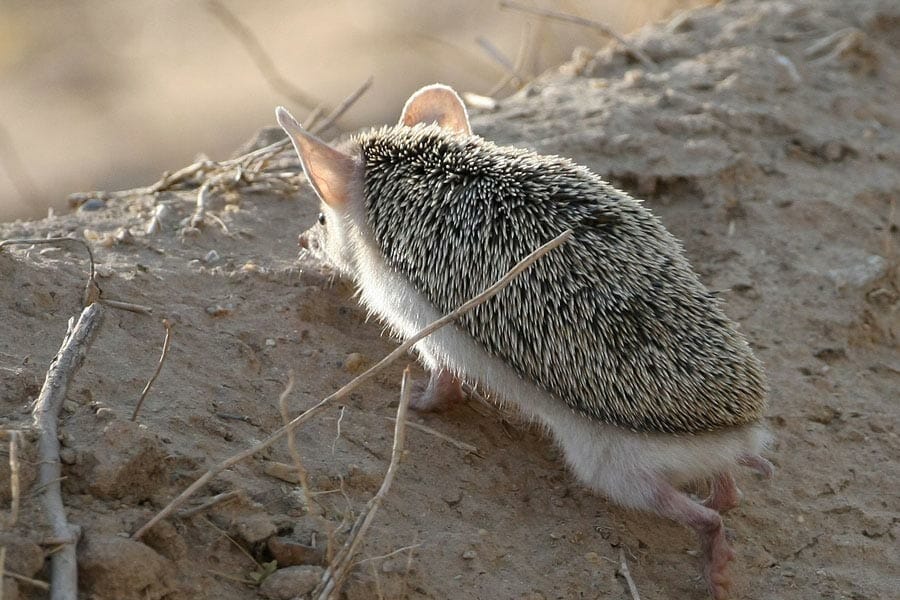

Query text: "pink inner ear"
[400, 84, 471, 135]
[276, 107, 356, 209]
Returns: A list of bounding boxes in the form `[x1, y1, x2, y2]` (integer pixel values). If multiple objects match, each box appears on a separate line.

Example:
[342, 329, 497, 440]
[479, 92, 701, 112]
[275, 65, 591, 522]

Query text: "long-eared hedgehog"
[276, 84, 773, 600]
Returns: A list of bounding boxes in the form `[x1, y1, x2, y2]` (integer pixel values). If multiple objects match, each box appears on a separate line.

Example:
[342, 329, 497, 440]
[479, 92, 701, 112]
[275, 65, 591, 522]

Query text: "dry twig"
[314, 367, 414, 599]
[2, 567, 51, 591]
[499, 0, 657, 71]
[487, 21, 535, 97]
[131, 229, 572, 540]
[32, 302, 104, 600]
[206, 0, 318, 110]
[176, 490, 243, 519]
[277, 371, 317, 514]
[618, 547, 641, 600]
[309, 76, 374, 135]
[131, 319, 173, 421]
[5, 430, 21, 526]
[384, 416, 480, 456]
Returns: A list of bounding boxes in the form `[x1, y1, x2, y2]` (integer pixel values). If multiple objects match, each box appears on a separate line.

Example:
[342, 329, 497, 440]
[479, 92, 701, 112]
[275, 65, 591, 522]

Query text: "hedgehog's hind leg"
[649, 479, 735, 600]
[703, 472, 743, 513]
[410, 368, 464, 411]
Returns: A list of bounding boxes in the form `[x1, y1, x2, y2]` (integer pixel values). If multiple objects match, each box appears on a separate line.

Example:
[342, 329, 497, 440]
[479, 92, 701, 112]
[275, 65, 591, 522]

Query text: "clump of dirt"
[1, 0, 897, 598]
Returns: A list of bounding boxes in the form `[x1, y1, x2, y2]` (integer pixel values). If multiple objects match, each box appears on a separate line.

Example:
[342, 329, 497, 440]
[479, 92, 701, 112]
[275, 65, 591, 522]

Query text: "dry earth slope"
[1, 0, 898, 599]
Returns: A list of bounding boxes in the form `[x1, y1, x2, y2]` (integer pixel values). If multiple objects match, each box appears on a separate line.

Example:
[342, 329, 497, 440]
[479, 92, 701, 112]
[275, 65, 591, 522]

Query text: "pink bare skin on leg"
[652, 480, 736, 600]
[410, 368, 464, 411]
[703, 472, 743, 513]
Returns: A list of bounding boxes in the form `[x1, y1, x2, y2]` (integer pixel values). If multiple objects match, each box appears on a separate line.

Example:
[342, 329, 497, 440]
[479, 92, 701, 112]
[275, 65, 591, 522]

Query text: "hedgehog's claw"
[410, 368, 464, 412]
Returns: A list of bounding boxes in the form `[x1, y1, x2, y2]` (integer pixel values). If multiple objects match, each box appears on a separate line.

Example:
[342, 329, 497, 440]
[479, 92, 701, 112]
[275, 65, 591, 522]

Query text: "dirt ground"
[1, 0, 898, 599]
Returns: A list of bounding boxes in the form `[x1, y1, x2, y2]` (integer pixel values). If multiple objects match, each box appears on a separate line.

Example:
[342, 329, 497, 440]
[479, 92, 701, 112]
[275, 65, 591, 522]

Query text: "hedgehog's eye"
[317, 212, 326, 226]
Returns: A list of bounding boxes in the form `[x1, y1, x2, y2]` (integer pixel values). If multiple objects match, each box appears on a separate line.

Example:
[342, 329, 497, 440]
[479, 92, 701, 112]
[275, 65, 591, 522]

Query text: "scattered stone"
[78, 198, 106, 212]
[142, 519, 188, 562]
[232, 513, 277, 545]
[267, 536, 325, 566]
[462, 549, 478, 560]
[259, 565, 323, 600]
[206, 304, 233, 317]
[441, 488, 462, 507]
[78, 533, 178, 600]
[203, 249, 220, 263]
[264, 461, 304, 484]
[342, 352, 366, 373]
[0, 533, 44, 577]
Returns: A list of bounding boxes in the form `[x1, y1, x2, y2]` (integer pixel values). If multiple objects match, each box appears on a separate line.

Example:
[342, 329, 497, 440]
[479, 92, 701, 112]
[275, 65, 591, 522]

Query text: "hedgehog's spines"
[350, 123, 767, 434]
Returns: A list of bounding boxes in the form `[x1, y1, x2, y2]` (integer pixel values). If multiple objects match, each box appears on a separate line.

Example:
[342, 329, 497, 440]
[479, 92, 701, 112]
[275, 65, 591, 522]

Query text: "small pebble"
[259, 565, 323, 600]
[462, 549, 477, 560]
[343, 352, 366, 373]
[265, 338, 276, 347]
[205, 305, 232, 317]
[60, 448, 78, 465]
[63, 400, 78, 413]
[203, 250, 220, 264]
[95, 407, 115, 420]
[78, 198, 106, 212]
[233, 514, 277, 545]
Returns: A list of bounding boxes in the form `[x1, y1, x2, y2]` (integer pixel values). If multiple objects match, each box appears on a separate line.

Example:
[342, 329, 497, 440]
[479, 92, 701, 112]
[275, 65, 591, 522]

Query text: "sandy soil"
[1, 0, 898, 598]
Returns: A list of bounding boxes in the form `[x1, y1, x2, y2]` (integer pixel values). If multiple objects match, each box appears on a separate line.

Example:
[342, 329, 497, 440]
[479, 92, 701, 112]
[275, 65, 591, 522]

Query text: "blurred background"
[0, 0, 707, 221]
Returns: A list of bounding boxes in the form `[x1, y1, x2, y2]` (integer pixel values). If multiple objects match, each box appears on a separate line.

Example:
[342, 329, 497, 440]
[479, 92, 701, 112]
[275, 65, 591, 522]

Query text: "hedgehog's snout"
[298, 230, 318, 253]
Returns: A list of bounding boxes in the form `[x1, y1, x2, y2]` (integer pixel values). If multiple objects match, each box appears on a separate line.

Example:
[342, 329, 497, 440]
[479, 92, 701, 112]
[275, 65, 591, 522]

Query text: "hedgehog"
[275, 84, 773, 600]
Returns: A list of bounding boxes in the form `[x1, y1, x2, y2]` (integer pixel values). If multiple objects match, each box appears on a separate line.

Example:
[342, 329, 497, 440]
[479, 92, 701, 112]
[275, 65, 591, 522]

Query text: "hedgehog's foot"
[651, 480, 735, 600]
[739, 454, 775, 478]
[703, 473, 743, 513]
[410, 368, 463, 412]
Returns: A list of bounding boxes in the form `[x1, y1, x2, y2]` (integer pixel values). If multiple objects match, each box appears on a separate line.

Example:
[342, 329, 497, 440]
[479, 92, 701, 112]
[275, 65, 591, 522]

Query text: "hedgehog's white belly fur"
[353, 242, 769, 506]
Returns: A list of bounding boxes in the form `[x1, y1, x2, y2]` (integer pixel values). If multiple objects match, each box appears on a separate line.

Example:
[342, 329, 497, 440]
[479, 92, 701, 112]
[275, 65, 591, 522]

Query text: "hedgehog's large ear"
[276, 106, 355, 209]
[399, 84, 471, 135]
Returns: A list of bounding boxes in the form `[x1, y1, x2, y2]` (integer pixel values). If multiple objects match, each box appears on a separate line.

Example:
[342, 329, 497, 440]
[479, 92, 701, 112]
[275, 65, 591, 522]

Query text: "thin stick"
[487, 20, 534, 97]
[309, 76, 374, 135]
[618, 548, 641, 600]
[206, 0, 318, 110]
[315, 367, 414, 599]
[176, 490, 242, 519]
[98, 298, 154, 315]
[332, 405, 346, 454]
[384, 416, 480, 456]
[131, 319, 173, 421]
[498, 0, 657, 71]
[476, 36, 522, 80]
[3, 568, 52, 591]
[6, 430, 20, 526]
[0, 237, 96, 286]
[352, 542, 423, 567]
[277, 371, 316, 513]
[32, 303, 104, 600]
[131, 229, 571, 540]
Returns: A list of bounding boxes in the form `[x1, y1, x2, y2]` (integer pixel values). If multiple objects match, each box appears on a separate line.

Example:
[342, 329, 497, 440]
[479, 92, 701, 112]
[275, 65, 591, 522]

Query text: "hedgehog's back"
[354, 124, 767, 434]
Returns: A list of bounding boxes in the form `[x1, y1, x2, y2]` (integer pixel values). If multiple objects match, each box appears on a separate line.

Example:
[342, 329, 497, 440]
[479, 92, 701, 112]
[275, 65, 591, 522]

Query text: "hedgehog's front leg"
[651, 479, 735, 600]
[410, 368, 464, 411]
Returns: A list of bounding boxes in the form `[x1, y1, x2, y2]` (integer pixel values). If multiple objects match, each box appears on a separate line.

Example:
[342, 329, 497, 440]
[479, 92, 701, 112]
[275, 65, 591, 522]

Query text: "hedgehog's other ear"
[399, 84, 471, 135]
[276, 106, 355, 209]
